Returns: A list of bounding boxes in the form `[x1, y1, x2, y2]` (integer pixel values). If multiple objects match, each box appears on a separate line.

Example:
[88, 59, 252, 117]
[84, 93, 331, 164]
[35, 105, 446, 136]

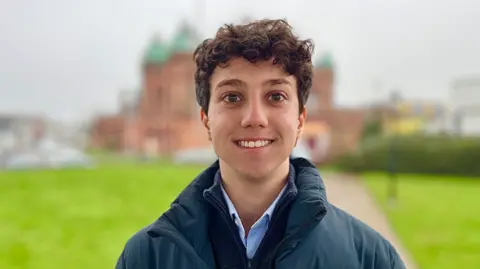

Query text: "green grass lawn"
[364, 173, 480, 269]
[3, 162, 479, 269]
[0, 163, 204, 269]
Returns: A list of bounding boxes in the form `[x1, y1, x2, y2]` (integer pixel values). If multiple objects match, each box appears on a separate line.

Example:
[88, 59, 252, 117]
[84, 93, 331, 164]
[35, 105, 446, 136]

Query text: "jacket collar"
[283, 157, 328, 241]
[146, 161, 218, 266]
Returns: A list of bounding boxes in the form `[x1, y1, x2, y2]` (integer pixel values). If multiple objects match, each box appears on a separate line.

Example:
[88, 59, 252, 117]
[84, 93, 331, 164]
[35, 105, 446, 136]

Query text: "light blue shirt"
[221, 184, 287, 259]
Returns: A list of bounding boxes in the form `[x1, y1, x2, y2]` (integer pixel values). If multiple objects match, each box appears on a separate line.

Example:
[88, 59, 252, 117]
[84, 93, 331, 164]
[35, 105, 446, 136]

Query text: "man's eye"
[223, 94, 241, 103]
[269, 93, 285, 102]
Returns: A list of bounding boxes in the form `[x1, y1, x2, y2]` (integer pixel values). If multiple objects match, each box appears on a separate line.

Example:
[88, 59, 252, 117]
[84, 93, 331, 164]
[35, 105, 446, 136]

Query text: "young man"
[115, 19, 406, 269]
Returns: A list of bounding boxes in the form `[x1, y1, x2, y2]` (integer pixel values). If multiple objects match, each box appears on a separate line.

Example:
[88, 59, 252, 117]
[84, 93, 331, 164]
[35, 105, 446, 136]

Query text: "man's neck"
[219, 159, 290, 234]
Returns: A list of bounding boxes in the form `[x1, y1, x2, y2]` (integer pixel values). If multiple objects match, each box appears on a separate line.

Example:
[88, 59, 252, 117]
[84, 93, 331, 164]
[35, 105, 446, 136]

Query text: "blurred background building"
[88, 19, 366, 164]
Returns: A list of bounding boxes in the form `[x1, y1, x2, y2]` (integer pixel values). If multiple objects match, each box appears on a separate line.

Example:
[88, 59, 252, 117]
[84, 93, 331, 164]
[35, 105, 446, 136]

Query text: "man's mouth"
[235, 139, 274, 148]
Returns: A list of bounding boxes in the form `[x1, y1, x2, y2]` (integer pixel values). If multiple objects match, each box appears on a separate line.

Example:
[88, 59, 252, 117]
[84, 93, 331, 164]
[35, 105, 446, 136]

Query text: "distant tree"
[361, 115, 383, 141]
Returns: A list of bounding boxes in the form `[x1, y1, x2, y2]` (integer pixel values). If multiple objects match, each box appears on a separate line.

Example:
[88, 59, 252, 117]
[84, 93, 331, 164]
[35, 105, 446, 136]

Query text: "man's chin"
[235, 161, 276, 181]
[219, 156, 287, 181]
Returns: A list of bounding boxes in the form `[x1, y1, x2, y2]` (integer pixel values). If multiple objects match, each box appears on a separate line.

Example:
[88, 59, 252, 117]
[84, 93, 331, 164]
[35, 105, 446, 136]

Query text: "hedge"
[335, 134, 480, 177]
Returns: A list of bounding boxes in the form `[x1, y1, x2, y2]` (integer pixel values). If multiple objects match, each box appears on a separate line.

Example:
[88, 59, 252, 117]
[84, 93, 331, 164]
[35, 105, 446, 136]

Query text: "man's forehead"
[211, 59, 296, 87]
[214, 77, 293, 88]
[215, 57, 283, 70]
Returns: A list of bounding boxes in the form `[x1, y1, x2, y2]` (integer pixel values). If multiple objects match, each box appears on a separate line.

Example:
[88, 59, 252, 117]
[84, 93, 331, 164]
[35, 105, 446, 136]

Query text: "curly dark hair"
[193, 19, 314, 114]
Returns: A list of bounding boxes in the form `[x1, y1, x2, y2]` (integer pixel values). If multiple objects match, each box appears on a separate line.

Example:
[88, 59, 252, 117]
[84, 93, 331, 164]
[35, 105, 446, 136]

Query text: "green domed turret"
[170, 21, 199, 53]
[143, 34, 170, 64]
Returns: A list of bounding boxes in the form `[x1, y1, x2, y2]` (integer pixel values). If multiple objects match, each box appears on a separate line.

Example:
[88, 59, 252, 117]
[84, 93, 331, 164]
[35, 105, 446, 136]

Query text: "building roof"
[143, 34, 170, 64]
[170, 21, 199, 53]
[142, 21, 200, 65]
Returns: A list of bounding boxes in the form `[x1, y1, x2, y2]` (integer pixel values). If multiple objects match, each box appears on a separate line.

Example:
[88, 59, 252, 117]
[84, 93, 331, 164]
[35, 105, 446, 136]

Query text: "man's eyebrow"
[263, 78, 292, 86]
[214, 79, 245, 90]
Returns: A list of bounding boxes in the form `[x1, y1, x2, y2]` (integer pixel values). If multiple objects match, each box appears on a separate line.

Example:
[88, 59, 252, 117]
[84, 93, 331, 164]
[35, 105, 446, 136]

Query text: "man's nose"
[240, 99, 268, 128]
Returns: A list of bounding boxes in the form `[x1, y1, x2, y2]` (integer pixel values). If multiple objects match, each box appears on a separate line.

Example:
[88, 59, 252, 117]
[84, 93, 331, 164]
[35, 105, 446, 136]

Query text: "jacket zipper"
[251, 191, 296, 269]
[204, 191, 250, 269]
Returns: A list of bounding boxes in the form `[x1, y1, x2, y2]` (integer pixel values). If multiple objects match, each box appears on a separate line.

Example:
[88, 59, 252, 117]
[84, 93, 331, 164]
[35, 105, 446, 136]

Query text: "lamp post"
[387, 128, 398, 208]
[387, 90, 401, 208]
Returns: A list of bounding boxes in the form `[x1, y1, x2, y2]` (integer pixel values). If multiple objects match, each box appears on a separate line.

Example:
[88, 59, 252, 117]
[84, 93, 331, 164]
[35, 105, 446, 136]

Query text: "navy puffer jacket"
[115, 158, 406, 269]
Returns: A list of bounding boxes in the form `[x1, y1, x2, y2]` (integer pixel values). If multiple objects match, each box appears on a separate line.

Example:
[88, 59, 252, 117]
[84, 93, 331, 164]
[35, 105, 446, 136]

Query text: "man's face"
[201, 57, 306, 180]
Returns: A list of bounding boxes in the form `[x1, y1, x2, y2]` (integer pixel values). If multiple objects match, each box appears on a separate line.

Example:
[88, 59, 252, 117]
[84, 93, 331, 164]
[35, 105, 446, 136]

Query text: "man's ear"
[298, 107, 307, 129]
[200, 108, 209, 129]
[200, 108, 211, 141]
[296, 107, 307, 145]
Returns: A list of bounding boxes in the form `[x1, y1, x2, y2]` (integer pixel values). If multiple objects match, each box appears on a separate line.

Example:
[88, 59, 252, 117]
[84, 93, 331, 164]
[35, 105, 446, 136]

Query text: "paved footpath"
[322, 173, 417, 269]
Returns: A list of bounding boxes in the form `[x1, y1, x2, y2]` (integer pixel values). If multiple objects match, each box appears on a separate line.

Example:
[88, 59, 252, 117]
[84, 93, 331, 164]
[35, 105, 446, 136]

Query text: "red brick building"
[90, 22, 365, 163]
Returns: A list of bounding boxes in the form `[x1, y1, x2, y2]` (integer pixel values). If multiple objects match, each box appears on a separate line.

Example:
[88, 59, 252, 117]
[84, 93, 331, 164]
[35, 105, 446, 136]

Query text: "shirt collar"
[215, 167, 294, 224]
[220, 182, 287, 223]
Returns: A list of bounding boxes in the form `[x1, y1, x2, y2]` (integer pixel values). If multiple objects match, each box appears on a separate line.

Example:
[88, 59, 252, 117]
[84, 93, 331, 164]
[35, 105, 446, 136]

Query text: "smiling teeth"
[238, 140, 272, 148]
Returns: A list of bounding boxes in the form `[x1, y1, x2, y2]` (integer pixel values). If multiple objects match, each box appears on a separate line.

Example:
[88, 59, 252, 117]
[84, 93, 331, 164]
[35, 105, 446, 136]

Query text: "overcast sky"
[1, 0, 479, 122]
